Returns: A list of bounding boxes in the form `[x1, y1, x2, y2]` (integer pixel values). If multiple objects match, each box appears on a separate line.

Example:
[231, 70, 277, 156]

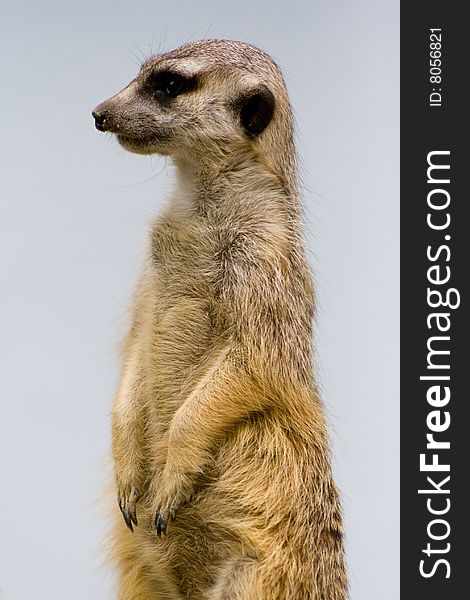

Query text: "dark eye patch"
[144, 71, 196, 100]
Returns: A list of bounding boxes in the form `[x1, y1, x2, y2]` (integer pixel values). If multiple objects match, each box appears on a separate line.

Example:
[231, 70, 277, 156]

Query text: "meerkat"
[92, 39, 347, 600]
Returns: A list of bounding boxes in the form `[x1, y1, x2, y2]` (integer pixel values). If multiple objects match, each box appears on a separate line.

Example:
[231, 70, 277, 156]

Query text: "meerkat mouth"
[116, 133, 167, 153]
[117, 133, 153, 146]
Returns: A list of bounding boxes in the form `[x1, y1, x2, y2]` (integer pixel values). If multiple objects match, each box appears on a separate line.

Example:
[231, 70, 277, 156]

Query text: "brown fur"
[93, 39, 347, 599]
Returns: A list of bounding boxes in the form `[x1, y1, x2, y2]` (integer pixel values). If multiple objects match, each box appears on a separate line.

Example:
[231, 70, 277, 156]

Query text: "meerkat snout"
[92, 109, 107, 131]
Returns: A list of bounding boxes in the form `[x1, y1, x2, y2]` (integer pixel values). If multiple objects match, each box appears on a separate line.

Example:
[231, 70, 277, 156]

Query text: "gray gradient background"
[0, 1, 399, 598]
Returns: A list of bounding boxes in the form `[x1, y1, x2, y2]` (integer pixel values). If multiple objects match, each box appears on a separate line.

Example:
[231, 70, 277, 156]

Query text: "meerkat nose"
[92, 109, 107, 132]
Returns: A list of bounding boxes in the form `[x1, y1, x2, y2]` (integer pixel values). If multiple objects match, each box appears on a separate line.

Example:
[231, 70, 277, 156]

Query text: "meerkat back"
[93, 39, 347, 600]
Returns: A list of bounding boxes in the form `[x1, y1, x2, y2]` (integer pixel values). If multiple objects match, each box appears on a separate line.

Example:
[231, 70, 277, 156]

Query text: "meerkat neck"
[172, 153, 302, 227]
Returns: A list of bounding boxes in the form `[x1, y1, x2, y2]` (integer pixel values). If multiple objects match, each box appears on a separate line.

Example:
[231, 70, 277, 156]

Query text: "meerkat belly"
[151, 414, 316, 598]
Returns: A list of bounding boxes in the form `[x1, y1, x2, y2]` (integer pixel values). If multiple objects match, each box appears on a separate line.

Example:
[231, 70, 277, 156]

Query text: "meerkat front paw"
[117, 481, 142, 532]
[153, 472, 196, 537]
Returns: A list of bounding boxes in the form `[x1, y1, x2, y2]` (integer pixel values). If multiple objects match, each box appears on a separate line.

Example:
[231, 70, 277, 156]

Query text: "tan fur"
[93, 39, 347, 599]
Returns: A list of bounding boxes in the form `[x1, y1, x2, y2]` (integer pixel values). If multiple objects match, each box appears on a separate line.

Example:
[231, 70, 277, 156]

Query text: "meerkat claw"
[155, 511, 168, 537]
[129, 507, 138, 527]
[118, 487, 141, 532]
[123, 511, 134, 532]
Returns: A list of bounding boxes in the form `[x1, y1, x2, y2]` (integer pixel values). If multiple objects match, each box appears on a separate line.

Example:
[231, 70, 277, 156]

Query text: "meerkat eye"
[146, 71, 193, 99]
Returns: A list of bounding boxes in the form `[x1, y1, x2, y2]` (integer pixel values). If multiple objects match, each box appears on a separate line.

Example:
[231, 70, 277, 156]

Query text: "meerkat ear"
[237, 85, 276, 138]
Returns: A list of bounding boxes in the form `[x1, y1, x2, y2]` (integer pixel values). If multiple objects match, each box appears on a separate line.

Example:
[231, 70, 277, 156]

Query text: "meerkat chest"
[150, 214, 217, 293]
[143, 215, 224, 407]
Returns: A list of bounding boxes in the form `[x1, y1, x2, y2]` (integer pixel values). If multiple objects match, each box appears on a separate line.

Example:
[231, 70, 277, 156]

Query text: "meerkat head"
[92, 40, 295, 174]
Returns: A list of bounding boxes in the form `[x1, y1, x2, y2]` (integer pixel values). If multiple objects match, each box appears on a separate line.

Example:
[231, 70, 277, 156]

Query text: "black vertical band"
[400, 3, 467, 596]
